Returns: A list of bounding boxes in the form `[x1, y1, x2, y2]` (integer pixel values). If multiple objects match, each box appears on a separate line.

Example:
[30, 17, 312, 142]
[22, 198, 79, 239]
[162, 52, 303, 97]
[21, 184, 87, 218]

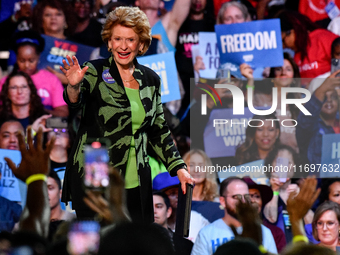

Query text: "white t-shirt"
[191, 218, 277, 255]
[188, 210, 210, 243]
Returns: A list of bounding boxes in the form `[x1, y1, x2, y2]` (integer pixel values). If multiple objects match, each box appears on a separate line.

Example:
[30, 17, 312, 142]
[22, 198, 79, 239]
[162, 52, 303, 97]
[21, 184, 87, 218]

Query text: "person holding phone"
[308, 37, 340, 94]
[60, 6, 194, 222]
[263, 144, 313, 243]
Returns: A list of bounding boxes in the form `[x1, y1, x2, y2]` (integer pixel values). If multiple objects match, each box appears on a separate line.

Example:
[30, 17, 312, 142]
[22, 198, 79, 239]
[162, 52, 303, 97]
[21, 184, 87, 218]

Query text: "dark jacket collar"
[108, 56, 144, 88]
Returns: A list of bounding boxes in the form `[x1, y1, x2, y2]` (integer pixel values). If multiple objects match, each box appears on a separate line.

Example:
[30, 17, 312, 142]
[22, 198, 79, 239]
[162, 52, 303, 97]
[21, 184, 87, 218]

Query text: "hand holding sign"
[60, 55, 88, 87]
[194, 56, 206, 74]
[240, 63, 254, 79]
[215, 19, 283, 68]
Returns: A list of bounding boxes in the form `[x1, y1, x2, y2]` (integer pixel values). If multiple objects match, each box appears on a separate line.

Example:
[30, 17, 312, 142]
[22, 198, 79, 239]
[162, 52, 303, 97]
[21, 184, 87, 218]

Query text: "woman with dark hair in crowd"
[308, 37, 340, 93]
[263, 144, 313, 243]
[320, 178, 340, 205]
[0, 30, 68, 117]
[241, 52, 301, 152]
[277, 10, 338, 81]
[32, 0, 76, 40]
[31, 0, 77, 85]
[235, 113, 281, 165]
[312, 201, 340, 251]
[0, 71, 50, 130]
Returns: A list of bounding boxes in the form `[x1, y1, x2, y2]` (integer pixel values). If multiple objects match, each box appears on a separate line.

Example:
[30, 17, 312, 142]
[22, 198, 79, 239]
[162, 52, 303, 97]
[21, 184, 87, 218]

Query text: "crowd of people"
[1, 0, 340, 254]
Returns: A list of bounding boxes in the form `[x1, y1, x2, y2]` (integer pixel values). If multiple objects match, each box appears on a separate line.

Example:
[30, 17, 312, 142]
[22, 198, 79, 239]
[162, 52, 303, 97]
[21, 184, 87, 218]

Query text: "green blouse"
[125, 87, 146, 188]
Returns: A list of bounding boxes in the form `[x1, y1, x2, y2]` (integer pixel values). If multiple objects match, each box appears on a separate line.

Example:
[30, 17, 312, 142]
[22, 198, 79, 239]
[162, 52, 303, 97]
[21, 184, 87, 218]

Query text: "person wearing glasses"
[312, 201, 340, 251]
[0, 30, 69, 117]
[263, 144, 312, 244]
[191, 176, 277, 255]
[0, 71, 51, 131]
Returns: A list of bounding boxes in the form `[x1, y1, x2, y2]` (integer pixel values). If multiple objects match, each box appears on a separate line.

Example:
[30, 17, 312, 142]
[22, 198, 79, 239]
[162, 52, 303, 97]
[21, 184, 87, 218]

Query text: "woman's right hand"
[240, 63, 254, 79]
[60, 55, 88, 86]
[270, 177, 283, 192]
[32, 114, 53, 133]
[194, 56, 205, 74]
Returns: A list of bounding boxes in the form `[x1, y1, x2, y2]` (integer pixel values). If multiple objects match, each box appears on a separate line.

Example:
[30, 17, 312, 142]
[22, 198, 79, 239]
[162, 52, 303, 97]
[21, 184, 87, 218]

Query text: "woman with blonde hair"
[60, 6, 193, 222]
[183, 149, 218, 201]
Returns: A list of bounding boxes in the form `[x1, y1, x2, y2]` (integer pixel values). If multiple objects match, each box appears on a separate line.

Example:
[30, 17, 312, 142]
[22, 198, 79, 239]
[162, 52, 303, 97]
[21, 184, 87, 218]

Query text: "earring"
[64, 24, 68, 29]
[108, 48, 112, 52]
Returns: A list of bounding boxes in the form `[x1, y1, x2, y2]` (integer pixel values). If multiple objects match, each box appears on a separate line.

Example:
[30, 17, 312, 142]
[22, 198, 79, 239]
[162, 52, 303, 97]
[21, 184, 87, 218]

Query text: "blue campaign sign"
[0, 149, 22, 202]
[215, 19, 284, 68]
[163, 0, 175, 11]
[199, 32, 220, 79]
[203, 108, 253, 158]
[137, 52, 181, 103]
[321, 134, 340, 178]
[38, 35, 95, 72]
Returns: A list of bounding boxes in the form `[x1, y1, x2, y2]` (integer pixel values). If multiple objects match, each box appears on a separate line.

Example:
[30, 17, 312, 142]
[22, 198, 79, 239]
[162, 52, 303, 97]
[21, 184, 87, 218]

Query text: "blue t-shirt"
[0, 196, 22, 232]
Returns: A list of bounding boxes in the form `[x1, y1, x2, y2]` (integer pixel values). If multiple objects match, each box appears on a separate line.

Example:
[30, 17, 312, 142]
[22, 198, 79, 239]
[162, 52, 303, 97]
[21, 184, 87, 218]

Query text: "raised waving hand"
[60, 55, 88, 86]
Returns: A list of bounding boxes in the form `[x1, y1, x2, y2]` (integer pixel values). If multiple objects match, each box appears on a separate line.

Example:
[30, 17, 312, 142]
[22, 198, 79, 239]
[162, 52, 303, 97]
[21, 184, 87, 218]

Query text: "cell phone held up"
[276, 157, 289, 183]
[83, 138, 110, 192]
[67, 221, 100, 255]
[46, 117, 68, 129]
[331, 58, 340, 77]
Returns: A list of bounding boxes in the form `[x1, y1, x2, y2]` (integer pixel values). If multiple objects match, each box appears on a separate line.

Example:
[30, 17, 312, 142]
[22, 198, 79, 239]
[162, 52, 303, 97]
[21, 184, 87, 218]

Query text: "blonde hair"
[183, 149, 218, 201]
[101, 6, 152, 56]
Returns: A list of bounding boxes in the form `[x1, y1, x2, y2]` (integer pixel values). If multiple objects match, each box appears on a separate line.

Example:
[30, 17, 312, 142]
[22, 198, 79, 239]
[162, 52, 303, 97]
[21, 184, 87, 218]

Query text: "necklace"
[122, 77, 135, 83]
